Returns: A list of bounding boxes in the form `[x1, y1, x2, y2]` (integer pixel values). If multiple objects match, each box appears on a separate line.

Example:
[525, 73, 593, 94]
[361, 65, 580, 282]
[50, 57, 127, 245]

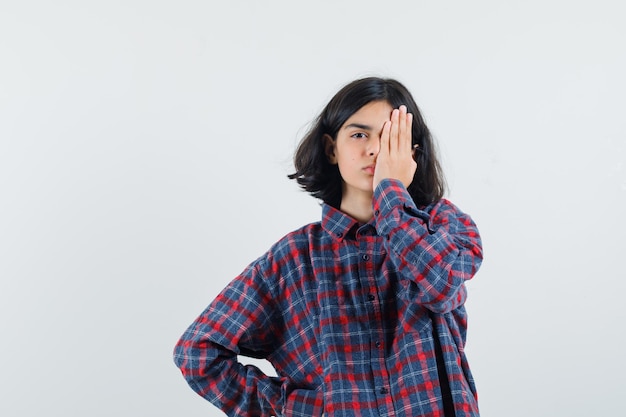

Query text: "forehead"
[342, 100, 394, 129]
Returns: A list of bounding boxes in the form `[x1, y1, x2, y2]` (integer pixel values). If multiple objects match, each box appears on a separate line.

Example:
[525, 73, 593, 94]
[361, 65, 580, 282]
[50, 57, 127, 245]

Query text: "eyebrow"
[343, 123, 372, 131]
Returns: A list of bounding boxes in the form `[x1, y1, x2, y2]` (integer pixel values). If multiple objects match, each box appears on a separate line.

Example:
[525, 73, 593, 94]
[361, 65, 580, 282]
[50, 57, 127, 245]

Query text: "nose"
[367, 136, 380, 157]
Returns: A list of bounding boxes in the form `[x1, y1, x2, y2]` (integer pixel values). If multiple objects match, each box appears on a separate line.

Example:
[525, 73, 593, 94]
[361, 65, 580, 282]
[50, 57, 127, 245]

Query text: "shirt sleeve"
[172, 259, 324, 417]
[373, 178, 483, 314]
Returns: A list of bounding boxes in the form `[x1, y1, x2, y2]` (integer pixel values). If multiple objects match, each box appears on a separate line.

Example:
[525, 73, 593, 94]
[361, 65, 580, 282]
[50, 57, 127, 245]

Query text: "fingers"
[390, 107, 400, 151]
[379, 119, 391, 158]
[390, 105, 413, 155]
[373, 105, 416, 190]
[405, 112, 413, 152]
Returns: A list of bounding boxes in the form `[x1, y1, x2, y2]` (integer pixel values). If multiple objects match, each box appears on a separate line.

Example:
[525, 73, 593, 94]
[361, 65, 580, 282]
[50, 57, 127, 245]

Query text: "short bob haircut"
[288, 77, 446, 209]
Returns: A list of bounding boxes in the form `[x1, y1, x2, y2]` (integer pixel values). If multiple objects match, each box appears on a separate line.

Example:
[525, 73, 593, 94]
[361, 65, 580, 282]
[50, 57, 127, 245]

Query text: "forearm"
[173, 265, 325, 417]
[174, 330, 282, 416]
[174, 336, 324, 416]
[374, 179, 482, 313]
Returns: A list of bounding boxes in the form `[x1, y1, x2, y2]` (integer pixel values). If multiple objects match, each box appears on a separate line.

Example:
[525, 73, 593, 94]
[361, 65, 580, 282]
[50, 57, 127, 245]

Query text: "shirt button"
[375, 209, 380, 216]
[368, 294, 375, 301]
[380, 387, 388, 394]
[375, 341, 381, 348]
[362, 254, 370, 261]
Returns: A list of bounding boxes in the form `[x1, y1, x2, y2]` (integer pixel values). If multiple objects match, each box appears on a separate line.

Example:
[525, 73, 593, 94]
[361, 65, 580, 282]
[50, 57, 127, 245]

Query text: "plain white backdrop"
[1, 1, 624, 416]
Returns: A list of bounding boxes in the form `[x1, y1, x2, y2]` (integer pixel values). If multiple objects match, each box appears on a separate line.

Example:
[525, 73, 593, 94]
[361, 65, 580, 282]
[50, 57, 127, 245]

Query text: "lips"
[363, 165, 376, 175]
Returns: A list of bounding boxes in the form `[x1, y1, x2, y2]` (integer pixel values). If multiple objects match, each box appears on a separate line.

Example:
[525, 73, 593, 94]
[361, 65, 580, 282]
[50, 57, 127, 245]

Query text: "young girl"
[173, 77, 483, 417]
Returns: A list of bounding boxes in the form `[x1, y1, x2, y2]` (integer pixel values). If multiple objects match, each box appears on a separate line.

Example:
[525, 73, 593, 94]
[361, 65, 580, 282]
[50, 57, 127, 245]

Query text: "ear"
[323, 134, 337, 164]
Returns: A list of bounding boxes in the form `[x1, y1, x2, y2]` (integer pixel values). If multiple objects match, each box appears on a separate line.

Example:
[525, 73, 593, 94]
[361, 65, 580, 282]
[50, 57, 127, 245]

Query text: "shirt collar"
[321, 203, 360, 241]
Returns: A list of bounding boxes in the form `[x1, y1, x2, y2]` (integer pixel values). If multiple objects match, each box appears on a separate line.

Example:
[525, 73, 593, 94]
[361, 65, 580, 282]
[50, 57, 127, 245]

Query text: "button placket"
[356, 229, 393, 412]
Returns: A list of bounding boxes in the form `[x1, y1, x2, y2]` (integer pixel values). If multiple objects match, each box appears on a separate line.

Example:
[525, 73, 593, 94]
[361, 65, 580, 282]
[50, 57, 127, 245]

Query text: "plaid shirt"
[174, 179, 483, 417]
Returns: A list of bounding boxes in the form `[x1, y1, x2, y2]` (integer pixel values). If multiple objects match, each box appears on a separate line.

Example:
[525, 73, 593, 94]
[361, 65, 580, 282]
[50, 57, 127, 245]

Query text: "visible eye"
[351, 132, 367, 139]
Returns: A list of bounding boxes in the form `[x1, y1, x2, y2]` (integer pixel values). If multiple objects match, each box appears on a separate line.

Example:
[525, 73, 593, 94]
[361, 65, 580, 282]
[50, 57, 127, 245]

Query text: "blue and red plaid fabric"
[174, 179, 483, 417]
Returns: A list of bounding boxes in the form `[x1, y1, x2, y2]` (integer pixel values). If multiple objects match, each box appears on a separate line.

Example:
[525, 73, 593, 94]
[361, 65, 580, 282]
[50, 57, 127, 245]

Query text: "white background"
[1, 1, 625, 416]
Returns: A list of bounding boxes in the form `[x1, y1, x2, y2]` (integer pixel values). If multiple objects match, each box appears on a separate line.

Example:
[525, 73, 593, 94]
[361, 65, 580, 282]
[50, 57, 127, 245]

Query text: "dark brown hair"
[288, 77, 446, 208]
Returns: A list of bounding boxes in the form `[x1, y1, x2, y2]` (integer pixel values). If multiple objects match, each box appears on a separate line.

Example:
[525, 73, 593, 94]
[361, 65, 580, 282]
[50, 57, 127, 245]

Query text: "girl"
[173, 77, 483, 417]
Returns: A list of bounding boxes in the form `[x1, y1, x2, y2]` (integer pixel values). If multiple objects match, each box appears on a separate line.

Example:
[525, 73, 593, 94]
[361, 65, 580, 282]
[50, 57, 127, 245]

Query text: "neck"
[339, 190, 374, 223]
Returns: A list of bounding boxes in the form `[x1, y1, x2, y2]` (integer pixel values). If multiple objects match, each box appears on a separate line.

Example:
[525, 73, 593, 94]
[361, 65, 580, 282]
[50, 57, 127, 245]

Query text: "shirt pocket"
[317, 274, 360, 307]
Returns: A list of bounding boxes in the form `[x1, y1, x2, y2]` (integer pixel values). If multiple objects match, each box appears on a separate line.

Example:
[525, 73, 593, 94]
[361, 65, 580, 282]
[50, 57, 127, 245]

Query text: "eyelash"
[351, 133, 367, 139]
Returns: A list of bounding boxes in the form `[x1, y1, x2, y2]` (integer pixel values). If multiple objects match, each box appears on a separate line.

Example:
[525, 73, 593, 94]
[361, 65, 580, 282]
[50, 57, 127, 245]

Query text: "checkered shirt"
[174, 179, 483, 417]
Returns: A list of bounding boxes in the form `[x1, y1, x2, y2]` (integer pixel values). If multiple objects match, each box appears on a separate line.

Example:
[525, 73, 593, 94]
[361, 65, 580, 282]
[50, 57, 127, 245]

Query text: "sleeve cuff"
[282, 387, 324, 417]
[373, 179, 432, 235]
